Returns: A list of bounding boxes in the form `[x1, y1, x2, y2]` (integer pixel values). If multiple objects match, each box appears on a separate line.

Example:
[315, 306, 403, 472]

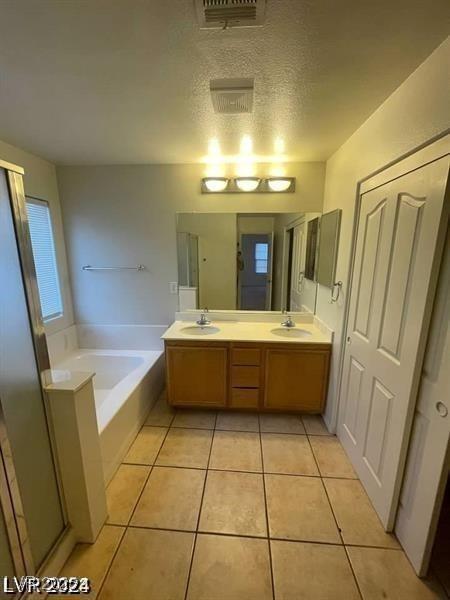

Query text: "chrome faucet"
[196, 308, 211, 327]
[281, 311, 296, 328]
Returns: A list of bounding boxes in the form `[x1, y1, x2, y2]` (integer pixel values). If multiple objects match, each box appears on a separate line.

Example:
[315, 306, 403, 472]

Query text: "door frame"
[335, 132, 450, 528]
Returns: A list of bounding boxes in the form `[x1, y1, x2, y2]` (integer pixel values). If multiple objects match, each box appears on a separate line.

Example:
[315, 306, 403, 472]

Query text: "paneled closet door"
[0, 168, 65, 570]
[338, 153, 450, 529]
[395, 222, 450, 575]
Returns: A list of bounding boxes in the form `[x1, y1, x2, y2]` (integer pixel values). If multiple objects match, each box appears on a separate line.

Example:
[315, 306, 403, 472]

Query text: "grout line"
[126, 425, 172, 525]
[305, 433, 364, 600]
[96, 420, 172, 599]
[258, 414, 276, 600]
[183, 410, 217, 600]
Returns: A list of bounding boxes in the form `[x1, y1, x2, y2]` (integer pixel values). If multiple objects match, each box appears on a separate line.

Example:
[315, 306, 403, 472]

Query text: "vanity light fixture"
[202, 177, 229, 192]
[235, 177, 261, 192]
[267, 177, 293, 192]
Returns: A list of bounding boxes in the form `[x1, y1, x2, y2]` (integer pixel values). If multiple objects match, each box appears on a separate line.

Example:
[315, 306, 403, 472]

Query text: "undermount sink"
[270, 327, 312, 339]
[180, 325, 220, 336]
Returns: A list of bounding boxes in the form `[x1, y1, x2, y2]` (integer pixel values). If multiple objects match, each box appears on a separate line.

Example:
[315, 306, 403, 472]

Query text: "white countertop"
[162, 319, 332, 344]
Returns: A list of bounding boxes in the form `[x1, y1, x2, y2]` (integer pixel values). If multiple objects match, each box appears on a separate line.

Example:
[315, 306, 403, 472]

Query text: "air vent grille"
[210, 78, 254, 114]
[195, 0, 266, 29]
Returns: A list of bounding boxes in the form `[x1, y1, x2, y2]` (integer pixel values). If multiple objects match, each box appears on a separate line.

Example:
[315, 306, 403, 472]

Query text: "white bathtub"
[56, 349, 165, 483]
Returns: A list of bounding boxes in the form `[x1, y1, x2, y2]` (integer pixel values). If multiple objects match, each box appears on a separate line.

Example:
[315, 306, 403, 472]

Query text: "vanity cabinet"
[165, 340, 331, 413]
[264, 348, 330, 412]
[166, 344, 228, 407]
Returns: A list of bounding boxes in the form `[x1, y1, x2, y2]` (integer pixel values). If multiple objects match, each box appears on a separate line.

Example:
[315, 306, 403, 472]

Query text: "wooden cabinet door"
[166, 345, 228, 407]
[264, 348, 329, 412]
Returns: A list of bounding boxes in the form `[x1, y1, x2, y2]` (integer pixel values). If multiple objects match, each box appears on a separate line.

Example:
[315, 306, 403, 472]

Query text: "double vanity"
[163, 312, 333, 413]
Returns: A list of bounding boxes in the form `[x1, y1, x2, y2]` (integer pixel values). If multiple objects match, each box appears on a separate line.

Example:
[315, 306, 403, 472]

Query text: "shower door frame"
[0, 160, 68, 578]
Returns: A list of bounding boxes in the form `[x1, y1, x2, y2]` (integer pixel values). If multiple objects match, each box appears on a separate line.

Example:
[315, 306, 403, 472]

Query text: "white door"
[290, 222, 306, 311]
[338, 155, 450, 529]
[395, 222, 450, 575]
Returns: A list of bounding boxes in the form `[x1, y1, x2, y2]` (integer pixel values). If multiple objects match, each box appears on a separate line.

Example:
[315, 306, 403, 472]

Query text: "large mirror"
[176, 212, 325, 314]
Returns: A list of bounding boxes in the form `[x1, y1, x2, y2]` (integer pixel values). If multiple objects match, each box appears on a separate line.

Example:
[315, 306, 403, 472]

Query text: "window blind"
[26, 198, 63, 321]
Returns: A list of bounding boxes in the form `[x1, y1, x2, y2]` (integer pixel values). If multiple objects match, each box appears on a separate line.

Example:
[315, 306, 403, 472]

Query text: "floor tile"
[99, 528, 194, 600]
[106, 464, 150, 525]
[145, 395, 175, 427]
[324, 478, 400, 548]
[265, 474, 340, 543]
[199, 470, 267, 537]
[216, 411, 259, 432]
[131, 466, 205, 531]
[347, 546, 441, 600]
[209, 431, 262, 472]
[58, 525, 124, 599]
[187, 534, 272, 600]
[309, 435, 357, 478]
[156, 428, 213, 468]
[124, 426, 167, 465]
[261, 433, 319, 476]
[172, 409, 216, 429]
[271, 540, 360, 600]
[260, 413, 305, 434]
[302, 414, 332, 435]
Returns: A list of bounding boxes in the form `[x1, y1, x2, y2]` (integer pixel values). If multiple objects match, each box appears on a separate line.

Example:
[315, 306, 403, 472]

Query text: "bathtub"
[56, 349, 165, 484]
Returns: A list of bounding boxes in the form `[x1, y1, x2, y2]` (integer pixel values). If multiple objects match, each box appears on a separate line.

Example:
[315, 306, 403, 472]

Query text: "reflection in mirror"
[176, 212, 322, 313]
[316, 209, 342, 288]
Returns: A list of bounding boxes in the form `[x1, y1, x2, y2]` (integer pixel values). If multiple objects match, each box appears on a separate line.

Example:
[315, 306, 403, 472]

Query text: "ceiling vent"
[195, 0, 266, 29]
[210, 78, 254, 114]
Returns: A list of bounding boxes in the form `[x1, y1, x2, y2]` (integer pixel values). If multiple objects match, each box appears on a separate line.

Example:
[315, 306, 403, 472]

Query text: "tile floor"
[59, 394, 445, 600]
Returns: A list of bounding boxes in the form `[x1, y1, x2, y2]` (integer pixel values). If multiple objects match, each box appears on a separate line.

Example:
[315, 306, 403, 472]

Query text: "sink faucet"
[196, 308, 211, 327]
[281, 311, 296, 328]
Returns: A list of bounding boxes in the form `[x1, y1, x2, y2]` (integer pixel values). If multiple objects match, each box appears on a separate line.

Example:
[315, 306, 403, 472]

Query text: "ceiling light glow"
[240, 135, 253, 155]
[274, 137, 285, 154]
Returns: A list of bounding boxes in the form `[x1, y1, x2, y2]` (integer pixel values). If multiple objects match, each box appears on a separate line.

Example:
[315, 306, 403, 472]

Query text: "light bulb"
[203, 178, 229, 192]
[235, 177, 260, 192]
[267, 178, 292, 192]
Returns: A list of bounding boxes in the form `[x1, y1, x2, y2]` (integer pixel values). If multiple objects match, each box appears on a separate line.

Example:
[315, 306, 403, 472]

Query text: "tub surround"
[46, 324, 166, 484]
[46, 371, 107, 543]
[163, 312, 333, 414]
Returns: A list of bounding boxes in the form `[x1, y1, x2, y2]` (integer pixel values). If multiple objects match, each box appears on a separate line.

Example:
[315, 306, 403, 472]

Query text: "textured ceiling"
[0, 0, 448, 164]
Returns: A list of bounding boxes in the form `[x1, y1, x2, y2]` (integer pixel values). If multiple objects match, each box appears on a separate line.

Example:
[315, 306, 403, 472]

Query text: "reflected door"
[239, 233, 273, 310]
[289, 223, 306, 312]
[0, 168, 65, 570]
[338, 156, 450, 529]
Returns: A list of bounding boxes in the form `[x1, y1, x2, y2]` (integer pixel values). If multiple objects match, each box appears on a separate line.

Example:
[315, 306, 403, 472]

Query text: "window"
[254, 242, 269, 274]
[26, 198, 63, 321]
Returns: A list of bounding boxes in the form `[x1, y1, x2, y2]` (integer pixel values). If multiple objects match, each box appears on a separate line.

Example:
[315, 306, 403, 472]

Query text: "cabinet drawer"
[231, 348, 261, 366]
[231, 365, 260, 388]
[230, 388, 259, 409]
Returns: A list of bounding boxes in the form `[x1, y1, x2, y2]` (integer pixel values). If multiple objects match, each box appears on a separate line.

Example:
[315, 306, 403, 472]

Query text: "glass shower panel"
[0, 169, 64, 569]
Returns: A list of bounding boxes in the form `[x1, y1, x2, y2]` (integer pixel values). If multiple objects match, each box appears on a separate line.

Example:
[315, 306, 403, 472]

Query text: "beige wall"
[177, 213, 237, 309]
[57, 162, 325, 325]
[0, 138, 74, 333]
[318, 37, 450, 430]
